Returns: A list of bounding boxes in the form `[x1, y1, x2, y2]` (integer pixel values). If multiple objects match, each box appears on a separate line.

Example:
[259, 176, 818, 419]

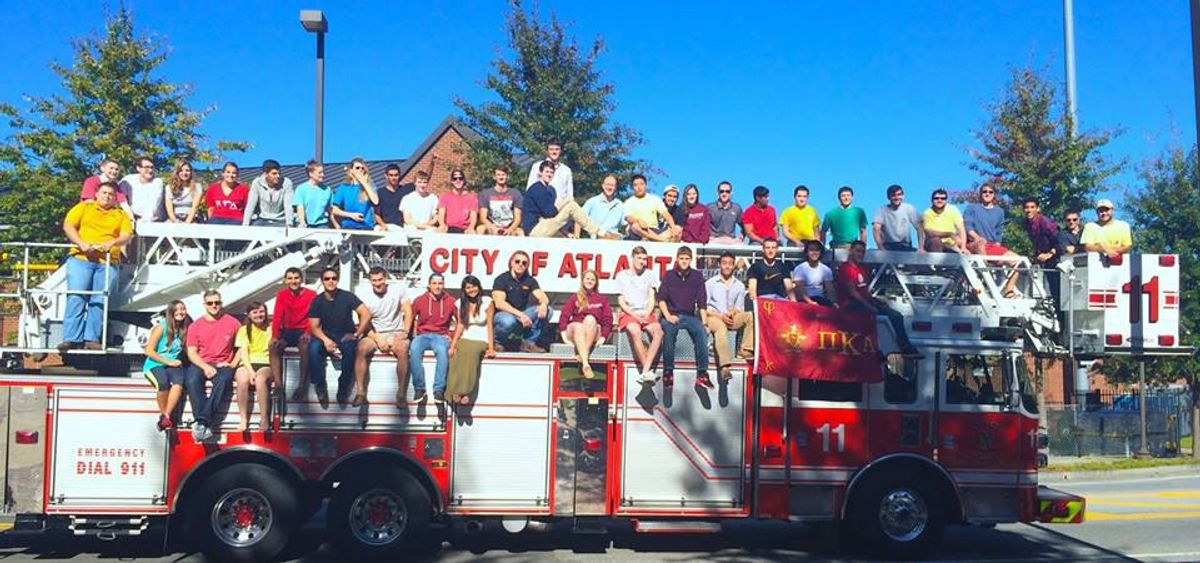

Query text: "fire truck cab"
[0, 224, 1178, 560]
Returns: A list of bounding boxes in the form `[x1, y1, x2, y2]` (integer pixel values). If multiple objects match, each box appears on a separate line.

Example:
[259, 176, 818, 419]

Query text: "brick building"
[238, 115, 481, 195]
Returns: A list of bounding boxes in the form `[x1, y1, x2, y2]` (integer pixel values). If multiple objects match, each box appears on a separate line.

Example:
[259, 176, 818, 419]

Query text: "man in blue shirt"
[964, 183, 1021, 296]
[521, 160, 615, 239]
[577, 175, 625, 238]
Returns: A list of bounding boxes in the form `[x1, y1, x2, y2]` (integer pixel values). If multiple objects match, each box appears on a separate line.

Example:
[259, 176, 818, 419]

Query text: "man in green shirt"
[821, 186, 868, 249]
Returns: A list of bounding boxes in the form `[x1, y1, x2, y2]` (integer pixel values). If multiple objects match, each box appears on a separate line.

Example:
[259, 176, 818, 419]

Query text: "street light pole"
[1137, 360, 1152, 458]
[1063, 0, 1079, 137]
[300, 10, 328, 163]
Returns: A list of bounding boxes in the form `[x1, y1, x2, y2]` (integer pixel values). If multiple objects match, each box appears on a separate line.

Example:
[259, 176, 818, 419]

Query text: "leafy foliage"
[453, 0, 653, 197]
[960, 66, 1123, 255]
[0, 8, 248, 251]
[1098, 146, 1200, 386]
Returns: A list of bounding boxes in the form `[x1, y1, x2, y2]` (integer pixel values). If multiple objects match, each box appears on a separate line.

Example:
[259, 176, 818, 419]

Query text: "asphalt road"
[2, 474, 1198, 562]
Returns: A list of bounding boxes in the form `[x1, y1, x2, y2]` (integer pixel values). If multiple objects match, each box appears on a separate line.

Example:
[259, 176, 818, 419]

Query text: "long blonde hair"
[576, 271, 599, 310]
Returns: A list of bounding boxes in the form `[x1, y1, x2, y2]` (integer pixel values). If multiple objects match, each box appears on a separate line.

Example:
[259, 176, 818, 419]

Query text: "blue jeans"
[307, 333, 357, 392]
[409, 333, 450, 393]
[493, 306, 550, 346]
[184, 365, 234, 426]
[64, 258, 116, 343]
[660, 314, 709, 374]
[845, 300, 914, 350]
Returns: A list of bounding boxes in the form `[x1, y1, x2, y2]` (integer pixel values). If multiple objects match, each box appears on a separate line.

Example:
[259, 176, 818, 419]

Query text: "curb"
[1041, 463, 1200, 483]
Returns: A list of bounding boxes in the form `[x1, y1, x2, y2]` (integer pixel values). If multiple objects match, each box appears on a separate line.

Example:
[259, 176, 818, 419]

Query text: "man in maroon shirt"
[837, 241, 919, 357]
[657, 246, 712, 389]
[271, 268, 317, 401]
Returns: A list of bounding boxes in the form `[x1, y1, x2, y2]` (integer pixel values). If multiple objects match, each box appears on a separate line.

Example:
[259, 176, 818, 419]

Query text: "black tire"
[845, 472, 945, 560]
[327, 465, 435, 560]
[182, 464, 300, 562]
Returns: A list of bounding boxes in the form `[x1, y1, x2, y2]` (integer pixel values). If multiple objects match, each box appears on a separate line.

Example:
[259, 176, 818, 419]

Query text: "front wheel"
[846, 474, 945, 559]
[183, 464, 300, 562]
[327, 465, 435, 559]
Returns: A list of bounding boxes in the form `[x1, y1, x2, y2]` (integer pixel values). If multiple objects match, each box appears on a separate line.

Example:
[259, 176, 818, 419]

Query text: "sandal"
[351, 394, 367, 407]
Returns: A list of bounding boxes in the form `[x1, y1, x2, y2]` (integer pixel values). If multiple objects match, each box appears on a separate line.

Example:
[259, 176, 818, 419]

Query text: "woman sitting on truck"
[446, 275, 496, 408]
[558, 270, 613, 379]
[143, 300, 192, 432]
[234, 302, 274, 431]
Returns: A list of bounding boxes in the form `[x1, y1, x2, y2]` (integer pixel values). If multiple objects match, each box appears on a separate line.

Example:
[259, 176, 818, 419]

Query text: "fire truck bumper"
[1036, 486, 1085, 523]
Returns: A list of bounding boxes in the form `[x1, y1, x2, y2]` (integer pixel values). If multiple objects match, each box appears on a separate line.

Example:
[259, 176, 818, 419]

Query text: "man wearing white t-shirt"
[615, 246, 665, 383]
[118, 156, 164, 223]
[525, 139, 573, 202]
[399, 174, 441, 235]
[354, 267, 413, 408]
[792, 241, 836, 306]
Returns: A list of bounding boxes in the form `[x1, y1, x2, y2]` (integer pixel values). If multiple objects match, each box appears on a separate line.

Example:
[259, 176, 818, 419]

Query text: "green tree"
[1099, 145, 1200, 387]
[960, 66, 1123, 255]
[454, 0, 653, 197]
[0, 8, 248, 250]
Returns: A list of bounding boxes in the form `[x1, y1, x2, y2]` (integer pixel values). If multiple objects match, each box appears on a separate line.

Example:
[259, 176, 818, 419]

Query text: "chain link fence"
[1046, 388, 1194, 458]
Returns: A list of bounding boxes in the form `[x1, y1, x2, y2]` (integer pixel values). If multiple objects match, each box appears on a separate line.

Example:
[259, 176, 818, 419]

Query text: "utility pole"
[1063, 0, 1079, 137]
[1190, 0, 1200, 459]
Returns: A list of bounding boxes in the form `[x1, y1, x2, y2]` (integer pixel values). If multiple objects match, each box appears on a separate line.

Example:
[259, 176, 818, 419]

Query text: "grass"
[1046, 456, 1200, 473]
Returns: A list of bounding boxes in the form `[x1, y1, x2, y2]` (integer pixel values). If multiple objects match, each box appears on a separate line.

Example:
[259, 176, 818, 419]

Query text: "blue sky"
[0, 1, 1193, 218]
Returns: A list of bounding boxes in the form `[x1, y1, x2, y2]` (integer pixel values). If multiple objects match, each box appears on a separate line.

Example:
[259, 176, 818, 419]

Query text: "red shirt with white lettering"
[205, 182, 250, 222]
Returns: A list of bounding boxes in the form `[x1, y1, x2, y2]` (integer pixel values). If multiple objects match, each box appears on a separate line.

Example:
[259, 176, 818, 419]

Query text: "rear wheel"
[846, 473, 945, 559]
[327, 465, 435, 559]
[183, 464, 300, 562]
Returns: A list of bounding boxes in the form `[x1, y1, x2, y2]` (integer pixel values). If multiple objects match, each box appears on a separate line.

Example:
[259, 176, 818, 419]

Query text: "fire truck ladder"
[861, 250, 1061, 352]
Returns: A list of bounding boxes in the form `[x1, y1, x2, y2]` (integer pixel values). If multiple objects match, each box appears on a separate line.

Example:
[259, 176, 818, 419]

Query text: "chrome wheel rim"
[878, 488, 928, 542]
[211, 488, 273, 547]
[349, 488, 408, 546]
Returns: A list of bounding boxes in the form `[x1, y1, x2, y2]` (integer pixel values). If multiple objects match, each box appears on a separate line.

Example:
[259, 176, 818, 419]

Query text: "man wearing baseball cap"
[1080, 199, 1132, 259]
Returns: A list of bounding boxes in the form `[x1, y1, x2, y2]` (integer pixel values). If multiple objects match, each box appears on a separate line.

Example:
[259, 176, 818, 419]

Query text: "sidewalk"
[1043, 454, 1200, 482]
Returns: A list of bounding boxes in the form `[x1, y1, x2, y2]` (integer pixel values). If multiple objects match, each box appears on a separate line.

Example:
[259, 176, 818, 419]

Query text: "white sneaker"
[637, 371, 658, 385]
[191, 423, 207, 442]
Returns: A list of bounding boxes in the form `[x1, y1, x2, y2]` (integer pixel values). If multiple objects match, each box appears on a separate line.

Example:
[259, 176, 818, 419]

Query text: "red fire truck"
[0, 225, 1179, 560]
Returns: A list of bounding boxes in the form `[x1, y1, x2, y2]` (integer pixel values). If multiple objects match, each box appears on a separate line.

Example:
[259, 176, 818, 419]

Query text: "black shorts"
[278, 329, 306, 348]
[145, 366, 185, 392]
[251, 363, 270, 372]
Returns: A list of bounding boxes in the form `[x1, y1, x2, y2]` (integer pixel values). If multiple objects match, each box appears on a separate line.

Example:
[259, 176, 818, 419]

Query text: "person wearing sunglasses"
[491, 251, 552, 353]
[436, 169, 478, 234]
[305, 267, 373, 408]
[1057, 208, 1084, 257]
[184, 290, 241, 441]
[921, 188, 968, 253]
[1080, 199, 1132, 259]
[708, 181, 744, 246]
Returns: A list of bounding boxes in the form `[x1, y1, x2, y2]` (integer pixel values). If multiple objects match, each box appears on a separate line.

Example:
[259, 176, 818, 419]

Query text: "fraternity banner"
[753, 299, 883, 383]
[413, 234, 693, 294]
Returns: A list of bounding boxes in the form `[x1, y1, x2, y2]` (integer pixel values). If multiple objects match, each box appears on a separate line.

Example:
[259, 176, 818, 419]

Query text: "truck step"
[68, 515, 149, 539]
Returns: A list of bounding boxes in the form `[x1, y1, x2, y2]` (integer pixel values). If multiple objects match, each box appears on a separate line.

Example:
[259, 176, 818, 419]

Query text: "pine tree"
[0, 8, 248, 249]
[454, 0, 652, 197]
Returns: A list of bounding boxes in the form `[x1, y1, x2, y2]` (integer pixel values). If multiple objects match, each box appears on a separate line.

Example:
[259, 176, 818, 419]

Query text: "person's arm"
[164, 186, 179, 223]
[795, 275, 815, 304]
[508, 206, 524, 236]
[744, 220, 767, 244]
[533, 288, 550, 319]
[187, 344, 216, 377]
[872, 222, 884, 248]
[657, 296, 677, 324]
[697, 281, 709, 326]
[435, 207, 449, 233]
[450, 311, 466, 353]
[242, 184, 259, 226]
[359, 176, 379, 207]
[915, 214, 927, 252]
[478, 201, 495, 231]
[599, 301, 613, 341]
[491, 289, 522, 317]
[62, 219, 90, 253]
[283, 183, 295, 226]
[485, 303, 497, 357]
[143, 325, 179, 367]
[954, 219, 969, 252]
[352, 303, 373, 340]
[858, 210, 868, 243]
[747, 277, 759, 300]
[183, 184, 201, 223]
[558, 298, 576, 334]
[309, 317, 335, 351]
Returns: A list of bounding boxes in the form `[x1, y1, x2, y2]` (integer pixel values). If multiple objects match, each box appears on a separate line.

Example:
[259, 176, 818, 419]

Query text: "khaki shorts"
[369, 330, 409, 350]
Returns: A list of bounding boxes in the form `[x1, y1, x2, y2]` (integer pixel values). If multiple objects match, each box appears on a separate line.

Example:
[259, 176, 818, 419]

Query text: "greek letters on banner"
[416, 235, 693, 294]
[753, 299, 883, 383]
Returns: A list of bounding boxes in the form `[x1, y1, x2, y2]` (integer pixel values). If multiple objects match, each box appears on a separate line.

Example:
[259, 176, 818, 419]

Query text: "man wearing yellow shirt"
[779, 185, 820, 246]
[921, 189, 968, 253]
[1080, 199, 1133, 259]
[60, 182, 133, 352]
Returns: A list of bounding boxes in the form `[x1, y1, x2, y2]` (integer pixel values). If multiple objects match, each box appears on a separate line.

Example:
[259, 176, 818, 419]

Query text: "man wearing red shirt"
[742, 185, 778, 244]
[271, 268, 317, 401]
[836, 241, 919, 356]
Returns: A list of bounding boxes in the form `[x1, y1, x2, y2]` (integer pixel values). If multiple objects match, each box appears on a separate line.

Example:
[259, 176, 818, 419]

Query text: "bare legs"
[565, 317, 601, 378]
[234, 366, 273, 431]
[623, 320, 664, 377]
